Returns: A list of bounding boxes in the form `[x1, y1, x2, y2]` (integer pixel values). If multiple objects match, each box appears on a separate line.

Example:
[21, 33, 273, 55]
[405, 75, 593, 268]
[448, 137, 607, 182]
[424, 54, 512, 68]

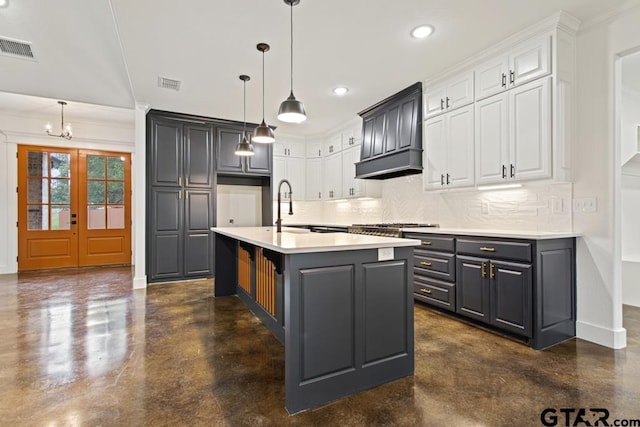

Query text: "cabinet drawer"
[414, 250, 455, 281]
[404, 234, 454, 252]
[456, 239, 532, 262]
[414, 276, 455, 311]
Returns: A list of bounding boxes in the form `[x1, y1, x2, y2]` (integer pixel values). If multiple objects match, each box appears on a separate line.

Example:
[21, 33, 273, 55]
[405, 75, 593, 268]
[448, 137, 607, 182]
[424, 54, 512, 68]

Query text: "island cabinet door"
[455, 255, 490, 322]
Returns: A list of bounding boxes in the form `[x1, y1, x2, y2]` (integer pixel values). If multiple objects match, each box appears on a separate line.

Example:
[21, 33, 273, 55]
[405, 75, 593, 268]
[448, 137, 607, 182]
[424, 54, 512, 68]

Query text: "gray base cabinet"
[406, 232, 575, 349]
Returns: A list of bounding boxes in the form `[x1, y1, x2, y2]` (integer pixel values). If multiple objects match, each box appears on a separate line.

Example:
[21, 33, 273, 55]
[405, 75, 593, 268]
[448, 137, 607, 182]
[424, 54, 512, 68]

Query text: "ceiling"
[0, 0, 630, 137]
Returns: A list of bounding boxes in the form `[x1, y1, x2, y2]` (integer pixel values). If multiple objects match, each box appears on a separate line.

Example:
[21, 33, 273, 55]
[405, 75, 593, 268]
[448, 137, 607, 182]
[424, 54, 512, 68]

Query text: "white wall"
[0, 107, 135, 275]
[621, 86, 640, 165]
[571, 3, 640, 349]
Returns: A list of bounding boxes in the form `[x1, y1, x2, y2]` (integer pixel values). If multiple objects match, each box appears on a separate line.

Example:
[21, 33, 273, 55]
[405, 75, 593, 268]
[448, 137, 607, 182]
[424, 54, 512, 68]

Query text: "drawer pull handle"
[420, 261, 432, 267]
[419, 288, 432, 294]
[421, 241, 432, 246]
[480, 247, 495, 252]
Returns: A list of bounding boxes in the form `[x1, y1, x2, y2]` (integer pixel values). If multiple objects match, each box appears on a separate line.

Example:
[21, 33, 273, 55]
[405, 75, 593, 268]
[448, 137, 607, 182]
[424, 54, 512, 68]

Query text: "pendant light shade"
[235, 75, 255, 156]
[253, 43, 276, 143]
[278, 0, 307, 124]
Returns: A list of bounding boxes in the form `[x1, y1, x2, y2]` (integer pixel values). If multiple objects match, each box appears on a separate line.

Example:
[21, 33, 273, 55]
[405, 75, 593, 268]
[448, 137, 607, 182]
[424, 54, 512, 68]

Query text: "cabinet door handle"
[421, 241, 432, 246]
[318, 149, 321, 156]
[481, 262, 486, 278]
[440, 174, 444, 186]
[509, 70, 515, 85]
[480, 247, 495, 252]
[510, 164, 515, 178]
[446, 173, 450, 185]
[501, 73, 507, 88]
[490, 262, 495, 279]
[419, 288, 432, 294]
[440, 99, 445, 110]
[420, 261, 432, 267]
[178, 190, 182, 199]
[446, 97, 450, 108]
[318, 192, 321, 199]
[502, 165, 507, 179]
[178, 176, 182, 186]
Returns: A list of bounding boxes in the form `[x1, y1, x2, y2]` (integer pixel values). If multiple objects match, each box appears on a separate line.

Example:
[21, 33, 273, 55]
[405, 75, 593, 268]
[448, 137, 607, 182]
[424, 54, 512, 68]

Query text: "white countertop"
[212, 227, 420, 254]
[401, 227, 580, 240]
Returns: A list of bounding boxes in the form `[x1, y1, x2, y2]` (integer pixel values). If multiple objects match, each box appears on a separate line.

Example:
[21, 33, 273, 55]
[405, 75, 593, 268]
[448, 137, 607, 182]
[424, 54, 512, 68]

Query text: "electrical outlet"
[550, 197, 563, 214]
[572, 197, 597, 213]
[481, 201, 490, 214]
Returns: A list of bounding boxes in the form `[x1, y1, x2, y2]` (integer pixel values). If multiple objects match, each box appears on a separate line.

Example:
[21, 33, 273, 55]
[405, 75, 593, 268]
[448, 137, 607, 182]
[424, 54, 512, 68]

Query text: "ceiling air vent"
[158, 76, 181, 91]
[0, 37, 36, 61]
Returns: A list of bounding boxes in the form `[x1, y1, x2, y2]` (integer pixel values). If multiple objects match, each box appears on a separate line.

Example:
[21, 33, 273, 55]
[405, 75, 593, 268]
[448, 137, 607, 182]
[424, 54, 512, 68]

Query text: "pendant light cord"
[243, 80, 247, 135]
[289, 1, 294, 92]
[262, 50, 266, 119]
[61, 103, 65, 130]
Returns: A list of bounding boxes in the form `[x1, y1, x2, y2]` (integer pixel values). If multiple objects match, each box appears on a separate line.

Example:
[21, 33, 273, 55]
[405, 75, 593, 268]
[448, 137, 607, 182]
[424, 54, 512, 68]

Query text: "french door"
[17, 146, 131, 270]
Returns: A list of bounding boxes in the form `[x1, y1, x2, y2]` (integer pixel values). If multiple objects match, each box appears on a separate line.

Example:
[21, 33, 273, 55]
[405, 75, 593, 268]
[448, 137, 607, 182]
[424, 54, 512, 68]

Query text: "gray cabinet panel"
[491, 260, 532, 336]
[384, 105, 400, 153]
[300, 265, 355, 382]
[414, 249, 455, 281]
[456, 256, 490, 322]
[151, 120, 182, 186]
[372, 114, 386, 157]
[185, 191, 211, 231]
[399, 97, 417, 149]
[154, 235, 182, 277]
[185, 233, 211, 276]
[248, 142, 271, 175]
[363, 260, 408, 364]
[539, 247, 574, 327]
[360, 117, 374, 160]
[154, 189, 181, 231]
[217, 126, 243, 173]
[184, 124, 214, 187]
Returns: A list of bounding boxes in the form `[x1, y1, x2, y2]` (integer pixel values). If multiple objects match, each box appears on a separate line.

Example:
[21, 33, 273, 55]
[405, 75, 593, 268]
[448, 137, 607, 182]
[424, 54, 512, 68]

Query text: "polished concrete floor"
[0, 266, 638, 426]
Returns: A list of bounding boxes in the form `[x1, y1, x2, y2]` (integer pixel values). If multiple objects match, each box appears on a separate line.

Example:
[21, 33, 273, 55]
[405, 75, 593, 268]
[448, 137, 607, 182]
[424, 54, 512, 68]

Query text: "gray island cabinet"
[212, 227, 419, 414]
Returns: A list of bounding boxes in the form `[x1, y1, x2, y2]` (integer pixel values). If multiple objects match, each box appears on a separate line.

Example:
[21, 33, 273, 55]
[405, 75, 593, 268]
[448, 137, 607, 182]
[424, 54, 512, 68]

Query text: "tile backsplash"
[276, 174, 572, 231]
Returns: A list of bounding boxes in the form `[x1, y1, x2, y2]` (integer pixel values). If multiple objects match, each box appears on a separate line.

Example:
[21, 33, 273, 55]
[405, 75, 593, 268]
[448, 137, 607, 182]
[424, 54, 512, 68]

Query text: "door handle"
[490, 262, 495, 279]
[440, 99, 445, 110]
[501, 73, 507, 88]
[481, 262, 486, 278]
[509, 70, 515, 85]
[440, 174, 444, 186]
[510, 164, 515, 178]
[446, 97, 450, 108]
[502, 165, 507, 179]
[71, 220, 77, 225]
[446, 173, 450, 185]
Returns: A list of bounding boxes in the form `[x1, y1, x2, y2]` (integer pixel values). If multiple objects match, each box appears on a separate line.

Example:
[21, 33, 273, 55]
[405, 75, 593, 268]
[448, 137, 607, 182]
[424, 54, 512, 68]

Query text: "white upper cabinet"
[342, 145, 382, 198]
[273, 155, 306, 200]
[342, 123, 362, 150]
[475, 35, 551, 101]
[323, 132, 342, 155]
[306, 140, 323, 158]
[323, 152, 343, 200]
[306, 158, 323, 201]
[274, 139, 306, 157]
[424, 70, 474, 119]
[476, 77, 551, 185]
[424, 104, 475, 190]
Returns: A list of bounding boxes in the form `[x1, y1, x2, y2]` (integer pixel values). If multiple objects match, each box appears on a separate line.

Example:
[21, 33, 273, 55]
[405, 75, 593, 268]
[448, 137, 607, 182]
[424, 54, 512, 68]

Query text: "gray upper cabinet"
[184, 124, 214, 187]
[150, 118, 182, 187]
[217, 125, 272, 176]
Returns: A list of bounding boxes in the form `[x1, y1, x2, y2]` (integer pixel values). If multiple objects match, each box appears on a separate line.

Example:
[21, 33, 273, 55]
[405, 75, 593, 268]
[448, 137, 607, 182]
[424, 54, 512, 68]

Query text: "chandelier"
[45, 101, 72, 140]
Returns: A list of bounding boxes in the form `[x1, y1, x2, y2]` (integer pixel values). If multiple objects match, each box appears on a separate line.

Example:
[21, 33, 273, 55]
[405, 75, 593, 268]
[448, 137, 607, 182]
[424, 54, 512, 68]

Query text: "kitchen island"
[212, 226, 420, 414]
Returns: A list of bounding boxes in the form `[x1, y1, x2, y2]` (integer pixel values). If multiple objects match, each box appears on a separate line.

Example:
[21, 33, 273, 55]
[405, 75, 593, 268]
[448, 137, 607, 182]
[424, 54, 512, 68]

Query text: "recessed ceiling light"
[333, 87, 349, 96]
[0, 0, 8, 7]
[411, 25, 434, 39]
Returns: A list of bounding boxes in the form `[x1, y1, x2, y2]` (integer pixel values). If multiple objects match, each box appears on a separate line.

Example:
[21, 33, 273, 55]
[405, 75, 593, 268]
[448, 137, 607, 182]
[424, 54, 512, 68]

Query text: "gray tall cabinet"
[147, 114, 215, 282]
[146, 110, 273, 283]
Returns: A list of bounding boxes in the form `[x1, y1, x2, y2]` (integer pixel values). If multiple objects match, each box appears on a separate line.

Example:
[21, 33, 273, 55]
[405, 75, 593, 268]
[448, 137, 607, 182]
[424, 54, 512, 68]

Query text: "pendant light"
[278, 0, 307, 124]
[253, 43, 276, 143]
[45, 101, 73, 140]
[235, 75, 255, 156]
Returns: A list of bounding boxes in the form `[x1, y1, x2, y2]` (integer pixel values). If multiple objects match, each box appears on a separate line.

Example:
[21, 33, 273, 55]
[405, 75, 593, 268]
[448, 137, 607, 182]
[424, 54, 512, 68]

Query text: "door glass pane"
[107, 157, 125, 180]
[28, 205, 49, 230]
[107, 206, 125, 229]
[51, 206, 71, 230]
[87, 155, 105, 179]
[107, 182, 124, 204]
[28, 152, 48, 177]
[28, 178, 49, 203]
[50, 179, 70, 203]
[88, 181, 105, 204]
[50, 153, 70, 178]
[88, 206, 105, 229]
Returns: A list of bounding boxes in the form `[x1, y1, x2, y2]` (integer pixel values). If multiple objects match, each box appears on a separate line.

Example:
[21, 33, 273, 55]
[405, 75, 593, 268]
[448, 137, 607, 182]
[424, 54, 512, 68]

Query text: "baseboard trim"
[576, 320, 627, 349]
[133, 275, 148, 290]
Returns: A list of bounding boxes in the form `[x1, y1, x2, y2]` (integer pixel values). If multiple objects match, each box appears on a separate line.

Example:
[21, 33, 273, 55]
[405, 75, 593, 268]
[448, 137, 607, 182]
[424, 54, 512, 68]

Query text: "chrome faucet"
[276, 179, 293, 233]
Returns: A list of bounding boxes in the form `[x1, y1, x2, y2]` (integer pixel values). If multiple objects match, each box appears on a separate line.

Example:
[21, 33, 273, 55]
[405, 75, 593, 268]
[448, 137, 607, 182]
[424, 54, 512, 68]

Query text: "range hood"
[355, 82, 423, 180]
